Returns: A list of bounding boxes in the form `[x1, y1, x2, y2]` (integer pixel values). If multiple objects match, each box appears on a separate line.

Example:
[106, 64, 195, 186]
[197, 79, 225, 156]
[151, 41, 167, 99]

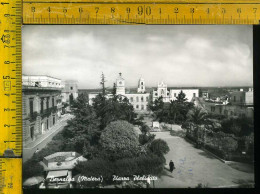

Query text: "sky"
[22, 25, 253, 89]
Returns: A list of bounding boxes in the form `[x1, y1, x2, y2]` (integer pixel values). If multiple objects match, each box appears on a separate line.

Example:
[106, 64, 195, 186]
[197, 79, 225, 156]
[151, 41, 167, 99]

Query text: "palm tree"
[188, 107, 208, 147]
[188, 107, 208, 125]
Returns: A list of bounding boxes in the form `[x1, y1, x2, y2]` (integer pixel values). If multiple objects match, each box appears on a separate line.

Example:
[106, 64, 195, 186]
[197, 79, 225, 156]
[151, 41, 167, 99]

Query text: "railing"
[28, 106, 58, 121]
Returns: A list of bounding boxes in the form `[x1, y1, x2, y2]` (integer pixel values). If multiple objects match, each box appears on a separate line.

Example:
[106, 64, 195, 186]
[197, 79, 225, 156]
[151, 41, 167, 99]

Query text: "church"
[152, 82, 199, 103]
[88, 73, 150, 112]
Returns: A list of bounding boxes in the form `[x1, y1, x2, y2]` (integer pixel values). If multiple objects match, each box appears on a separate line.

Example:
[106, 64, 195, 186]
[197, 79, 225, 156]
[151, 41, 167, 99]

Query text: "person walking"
[169, 160, 174, 173]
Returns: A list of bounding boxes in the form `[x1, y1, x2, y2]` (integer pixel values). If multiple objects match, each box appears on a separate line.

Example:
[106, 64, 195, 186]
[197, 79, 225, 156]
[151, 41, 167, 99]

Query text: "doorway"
[30, 126, 34, 140]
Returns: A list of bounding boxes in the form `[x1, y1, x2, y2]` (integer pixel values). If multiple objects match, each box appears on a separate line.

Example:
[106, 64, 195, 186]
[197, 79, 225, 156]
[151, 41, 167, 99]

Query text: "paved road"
[23, 114, 73, 163]
[152, 131, 254, 188]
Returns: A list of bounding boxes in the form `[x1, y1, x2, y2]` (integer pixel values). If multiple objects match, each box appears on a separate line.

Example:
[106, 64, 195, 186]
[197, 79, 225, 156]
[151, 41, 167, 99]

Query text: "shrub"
[149, 139, 170, 156]
[170, 130, 186, 137]
[139, 133, 155, 145]
[75, 154, 165, 187]
[75, 158, 114, 180]
[99, 120, 139, 161]
[23, 159, 44, 180]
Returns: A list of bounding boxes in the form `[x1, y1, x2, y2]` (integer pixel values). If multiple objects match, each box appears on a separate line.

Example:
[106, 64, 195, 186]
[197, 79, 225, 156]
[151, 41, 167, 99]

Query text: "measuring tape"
[22, 0, 260, 24]
[0, 0, 22, 192]
[0, 0, 259, 193]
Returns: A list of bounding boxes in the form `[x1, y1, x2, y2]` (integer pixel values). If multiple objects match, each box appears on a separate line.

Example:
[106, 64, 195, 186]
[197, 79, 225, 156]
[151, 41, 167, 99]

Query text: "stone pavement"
[151, 131, 254, 188]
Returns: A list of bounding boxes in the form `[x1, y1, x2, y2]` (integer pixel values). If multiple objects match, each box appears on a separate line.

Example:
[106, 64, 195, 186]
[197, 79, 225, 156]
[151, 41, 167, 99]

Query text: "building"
[88, 73, 150, 112]
[22, 75, 63, 145]
[39, 152, 87, 188]
[152, 82, 199, 103]
[204, 88, 254, 119]
[61, 80, 79, 105]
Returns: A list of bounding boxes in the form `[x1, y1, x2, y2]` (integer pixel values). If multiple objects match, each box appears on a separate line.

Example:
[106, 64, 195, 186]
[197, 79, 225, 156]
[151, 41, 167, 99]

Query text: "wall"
[22, 88, 61, 144]
[170, 89, 199, 102]
[125, 93, 150, 111]
[229, 91, 245, 105]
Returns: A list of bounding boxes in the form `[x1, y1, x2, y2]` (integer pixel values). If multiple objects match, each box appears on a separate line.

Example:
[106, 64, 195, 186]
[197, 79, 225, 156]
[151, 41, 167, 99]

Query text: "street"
[23, 114, 74, 163]
[152, 131, 254, 188]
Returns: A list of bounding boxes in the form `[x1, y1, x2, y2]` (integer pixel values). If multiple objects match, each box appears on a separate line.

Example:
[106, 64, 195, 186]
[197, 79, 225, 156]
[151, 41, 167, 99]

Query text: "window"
[234, 96, 236, 102]
[141, 105, 144, 110]
[141, 82, 143, 85]
[29, 98, 34, 116]
[224, 110, 228, 116]
[40, 98, 44, 114]
[219, 107, 222, 114]
[52, 97, 55, 107]
[211, 106, 215, 112]
[141, 97, 144, 102]
[70, 87, 73, 90]
[30, 126, 34, 139]
[46, 97, 49, 110]
[240, 96, 243, 102]
[46, 119, 49, 129]
[141, 86, 143, 89]
[174, 93, 176, 97]
[136, 105, 139, 109]
[155, 93, 158, 96]
[146, 97, 149, 102]
[193, 93, 196, 97]
[130, 97, 133, 102]
[136, 97, 139, 102]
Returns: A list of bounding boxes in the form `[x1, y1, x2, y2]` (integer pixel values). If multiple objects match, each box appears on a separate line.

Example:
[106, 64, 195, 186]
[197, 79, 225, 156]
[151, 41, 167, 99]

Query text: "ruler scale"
[22, 0, 260, 24]
[0, 0, 22, 193]
[0, 0, 259, 193]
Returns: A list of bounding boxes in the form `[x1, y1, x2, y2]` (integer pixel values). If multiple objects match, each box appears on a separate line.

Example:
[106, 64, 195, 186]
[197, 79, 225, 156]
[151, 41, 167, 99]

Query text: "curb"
[184, 137, 229, 163]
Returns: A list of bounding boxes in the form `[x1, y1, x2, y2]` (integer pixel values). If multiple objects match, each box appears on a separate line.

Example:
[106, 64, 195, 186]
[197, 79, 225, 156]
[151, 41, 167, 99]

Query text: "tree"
[149, 139, 170, 157]
[69, 93, 74, 106]
[99, 120, 140, 161]
[100, 72, 106, 96]
[62, 93, 101, 154]
[187, 107, 208, 125]
[176, 90, 188, 103]
[23, 159, 44, 180]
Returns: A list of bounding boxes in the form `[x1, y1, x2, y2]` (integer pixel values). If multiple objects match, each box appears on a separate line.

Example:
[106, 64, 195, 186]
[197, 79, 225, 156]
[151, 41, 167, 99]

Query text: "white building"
[61, 80, 79, 105]
[89, 73, 150, 112]
[153, 82, 199, 102]
[22, 75, 63, 88]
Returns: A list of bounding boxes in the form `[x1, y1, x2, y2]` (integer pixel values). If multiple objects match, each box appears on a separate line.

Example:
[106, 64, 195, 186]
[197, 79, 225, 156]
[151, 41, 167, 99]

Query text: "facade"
[153, 82, 199, 103]
[22, 75, 63, 144]
[204, 88, 254, 119]
[61, 80, 79, 105]
[88, 73, 150, 112]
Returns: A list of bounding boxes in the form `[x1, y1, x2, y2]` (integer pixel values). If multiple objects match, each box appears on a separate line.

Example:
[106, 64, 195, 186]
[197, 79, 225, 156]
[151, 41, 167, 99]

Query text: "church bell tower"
[137, 77, 145, 93]
[116, 73, 125, 95]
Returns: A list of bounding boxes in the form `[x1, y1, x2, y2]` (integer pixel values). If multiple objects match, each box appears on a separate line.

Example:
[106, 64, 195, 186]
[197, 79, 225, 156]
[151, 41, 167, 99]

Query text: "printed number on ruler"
[22, 0, 260, 24]
[0, 0, 22, 156]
